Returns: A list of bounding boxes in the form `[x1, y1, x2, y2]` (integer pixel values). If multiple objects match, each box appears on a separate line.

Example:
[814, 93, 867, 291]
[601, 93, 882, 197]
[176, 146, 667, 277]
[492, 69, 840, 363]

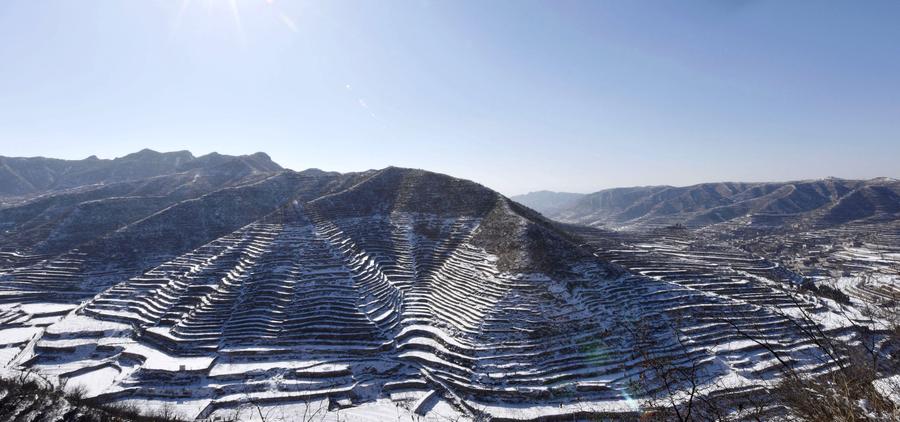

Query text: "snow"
[66, 365, 120, 396]
[122, 342, 215, 371]
[477, 399, 636, 420]
[45, 314, 131, 336]
[339, 398, 463, 422]
[209, 360, 345, 377]
[0, 326, 41, 345]
[0, 348, 21, 367]
[874, 375, 900, 406]
[205, 397, 465, 422]
[116, 397, 212, 421]
[19, 303, 77, 315]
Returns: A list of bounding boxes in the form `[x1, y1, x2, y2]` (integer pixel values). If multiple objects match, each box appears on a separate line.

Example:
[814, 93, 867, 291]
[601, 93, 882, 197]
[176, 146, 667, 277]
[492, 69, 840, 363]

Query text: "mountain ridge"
[516, 177, 900, 229]
[509, 190, 585, 216]
[0, 149, 283, 199]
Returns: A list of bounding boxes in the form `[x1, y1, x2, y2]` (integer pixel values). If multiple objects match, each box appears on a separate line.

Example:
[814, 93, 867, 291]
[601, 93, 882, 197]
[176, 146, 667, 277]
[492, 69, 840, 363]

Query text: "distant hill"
[510, 190, 585, 216]
[537, 178, 900, 230]
[0, 149, 282, 199]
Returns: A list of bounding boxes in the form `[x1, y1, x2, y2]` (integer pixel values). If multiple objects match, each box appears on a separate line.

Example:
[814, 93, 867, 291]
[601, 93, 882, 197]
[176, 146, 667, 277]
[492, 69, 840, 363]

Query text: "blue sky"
[0, 1, 898, 195]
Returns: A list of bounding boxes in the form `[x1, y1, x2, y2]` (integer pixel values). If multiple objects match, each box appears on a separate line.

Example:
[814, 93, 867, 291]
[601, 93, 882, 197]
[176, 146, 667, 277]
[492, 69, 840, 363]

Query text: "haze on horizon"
[1, 1, 898, 196]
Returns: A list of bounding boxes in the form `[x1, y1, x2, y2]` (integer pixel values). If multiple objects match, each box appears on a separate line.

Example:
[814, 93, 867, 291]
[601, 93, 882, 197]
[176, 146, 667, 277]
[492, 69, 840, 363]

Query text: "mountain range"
[0, 149, 281, 198]
[513, 178, 900, 230]
[0, 150, 897, 421]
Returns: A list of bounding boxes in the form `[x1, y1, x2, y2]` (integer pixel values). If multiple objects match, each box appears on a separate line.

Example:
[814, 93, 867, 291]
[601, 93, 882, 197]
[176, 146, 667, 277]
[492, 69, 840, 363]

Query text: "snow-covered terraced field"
[719, 220, 900, 309]
[0, 252, 93, 304]
[0, 207, 859, 421]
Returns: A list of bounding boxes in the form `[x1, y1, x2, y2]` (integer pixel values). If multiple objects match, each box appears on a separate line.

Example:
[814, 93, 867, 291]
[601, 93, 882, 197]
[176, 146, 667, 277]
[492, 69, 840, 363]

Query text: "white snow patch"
[0, 326, 40, 345]
[66, 365, 120, 396]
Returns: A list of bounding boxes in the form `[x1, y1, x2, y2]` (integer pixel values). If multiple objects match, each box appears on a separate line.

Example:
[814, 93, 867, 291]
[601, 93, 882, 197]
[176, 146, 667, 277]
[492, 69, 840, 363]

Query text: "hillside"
[0, 152, 359, 303]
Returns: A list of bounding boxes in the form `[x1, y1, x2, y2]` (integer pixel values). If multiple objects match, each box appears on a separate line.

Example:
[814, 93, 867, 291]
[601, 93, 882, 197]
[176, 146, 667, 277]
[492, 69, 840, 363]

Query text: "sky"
[0, 1, 898, 196]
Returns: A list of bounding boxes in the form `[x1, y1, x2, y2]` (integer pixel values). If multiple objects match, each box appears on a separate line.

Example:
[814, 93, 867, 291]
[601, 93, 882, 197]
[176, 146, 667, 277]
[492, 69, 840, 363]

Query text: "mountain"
[510, 190, 585, 216]
[0, 149, 282, 200]
[0, 153, 866, 421]
[543, 178, 900, 230]
[0, 149, 287, 253]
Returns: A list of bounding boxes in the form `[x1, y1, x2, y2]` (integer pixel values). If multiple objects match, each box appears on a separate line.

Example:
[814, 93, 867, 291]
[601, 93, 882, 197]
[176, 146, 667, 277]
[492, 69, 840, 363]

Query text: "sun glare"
[172, 0, 300, 44]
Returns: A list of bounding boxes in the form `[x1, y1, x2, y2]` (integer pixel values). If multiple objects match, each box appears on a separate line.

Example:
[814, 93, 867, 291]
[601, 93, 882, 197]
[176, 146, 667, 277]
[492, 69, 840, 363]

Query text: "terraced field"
[735, 220, 900, 307]
[4, 213, 859, 420]
[0, 166, 896, 421]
